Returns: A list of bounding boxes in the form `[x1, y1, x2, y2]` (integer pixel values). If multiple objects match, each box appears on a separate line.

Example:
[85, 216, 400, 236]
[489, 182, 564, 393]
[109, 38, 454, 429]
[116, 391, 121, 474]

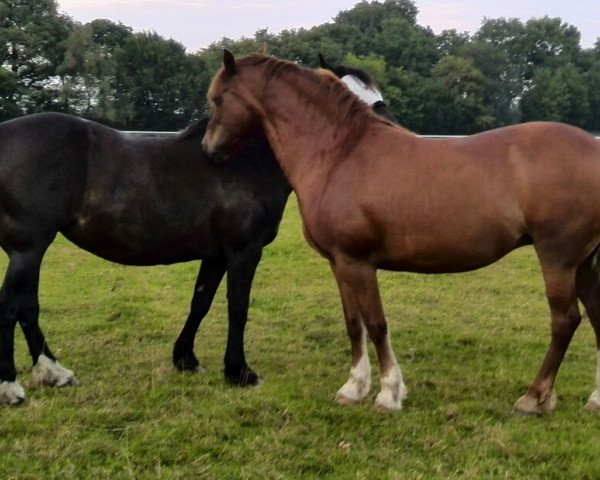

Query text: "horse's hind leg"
[0, 253, 29, 404]
[13, 248, 79, 385]
[0, 247, 77, 404]
[575, 250, 600, 412]
[173, 257, 226, 372]
[513, 265, 581, 415]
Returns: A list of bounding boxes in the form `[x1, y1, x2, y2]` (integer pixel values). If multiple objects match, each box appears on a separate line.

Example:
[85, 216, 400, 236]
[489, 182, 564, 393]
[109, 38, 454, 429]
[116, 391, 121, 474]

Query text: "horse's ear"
[318, 53, 331, 70]
[256, 43, 267, 55]
[223, 49, 236, 76]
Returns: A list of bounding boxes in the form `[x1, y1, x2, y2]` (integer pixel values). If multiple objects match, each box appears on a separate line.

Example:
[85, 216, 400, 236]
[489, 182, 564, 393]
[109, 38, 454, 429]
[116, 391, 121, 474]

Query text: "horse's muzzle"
[202, 138, 231, 165]
[201, 135, 214, 156]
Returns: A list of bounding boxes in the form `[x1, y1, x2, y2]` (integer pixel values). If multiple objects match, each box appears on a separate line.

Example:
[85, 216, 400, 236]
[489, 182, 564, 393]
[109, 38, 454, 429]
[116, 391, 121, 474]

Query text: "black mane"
[178, 117, 209, 141]
[318, 53, 375, 88]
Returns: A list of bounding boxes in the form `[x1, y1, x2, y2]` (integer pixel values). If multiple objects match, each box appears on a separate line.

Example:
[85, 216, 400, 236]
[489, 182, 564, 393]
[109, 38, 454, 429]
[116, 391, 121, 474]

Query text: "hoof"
[335, 392, 358, 405]
[173, 351, 204, 373]
[32, 355, 79, 388]
[0, 381, 26, 405]
[585, 390, 600, 413]
[335, 379, 371, 405]
[374, 383, 407, 411]
[224, 365, 262, 387]
[374, 394, 403, 411]
[513, 389, 557, 415]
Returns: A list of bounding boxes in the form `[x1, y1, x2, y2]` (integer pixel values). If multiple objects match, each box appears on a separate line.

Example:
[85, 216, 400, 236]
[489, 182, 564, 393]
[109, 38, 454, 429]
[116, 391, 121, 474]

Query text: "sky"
[56, 0, 600, 52]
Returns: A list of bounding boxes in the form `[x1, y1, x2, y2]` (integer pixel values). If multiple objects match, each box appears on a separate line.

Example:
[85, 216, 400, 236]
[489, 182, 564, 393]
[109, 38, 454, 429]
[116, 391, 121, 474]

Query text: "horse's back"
[0, 112, 91, 155]
[0, 112, 92, 187]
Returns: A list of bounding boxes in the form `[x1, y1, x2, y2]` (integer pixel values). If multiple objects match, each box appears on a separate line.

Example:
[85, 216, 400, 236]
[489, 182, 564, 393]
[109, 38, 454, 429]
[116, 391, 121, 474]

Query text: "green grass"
[1, 196, 599, 479]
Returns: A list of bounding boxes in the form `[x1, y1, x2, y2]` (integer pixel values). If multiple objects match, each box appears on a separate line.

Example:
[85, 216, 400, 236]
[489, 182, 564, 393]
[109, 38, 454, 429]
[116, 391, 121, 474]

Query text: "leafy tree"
[1, 0, 599, 133]
[0, 0, 72, 116]
[343, 53, 387, 86]
[335, 0, 419, 32]
[475, 16, 583, 88]
[383, 66, 426, 130]
[521, 65, 590, 125]
[0, 66, 19, 120]
[316, 23, 367, 61]
[112, 32, 206, 129]
[431, 56, 492, 133]
[57, 20, 132, 121]
[458, 41, 521, 126]
[522, 17, 581, 72]
[584, 62, 600, 132]
[436, 29, 470, 57]
[374, 17, 439, 74]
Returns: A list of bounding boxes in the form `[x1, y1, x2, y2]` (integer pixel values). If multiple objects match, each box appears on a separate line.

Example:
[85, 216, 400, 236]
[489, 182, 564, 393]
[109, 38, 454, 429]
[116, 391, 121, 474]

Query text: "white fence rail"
[124, 131, 179, 137]
[127, 131, 600, 140]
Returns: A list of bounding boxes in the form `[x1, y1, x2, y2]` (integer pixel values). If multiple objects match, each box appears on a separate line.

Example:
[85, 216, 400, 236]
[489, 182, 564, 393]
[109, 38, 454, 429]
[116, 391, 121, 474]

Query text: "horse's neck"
[255, 74, 357, 198]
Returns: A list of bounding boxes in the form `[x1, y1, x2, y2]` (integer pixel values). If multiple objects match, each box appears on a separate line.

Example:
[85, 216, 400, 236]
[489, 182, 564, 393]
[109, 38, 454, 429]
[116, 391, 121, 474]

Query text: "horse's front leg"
[331, 257, 406, 410]
[332, 261, 371, 404]
[173, 258, 226, 372]
[223, 246, 263, 386]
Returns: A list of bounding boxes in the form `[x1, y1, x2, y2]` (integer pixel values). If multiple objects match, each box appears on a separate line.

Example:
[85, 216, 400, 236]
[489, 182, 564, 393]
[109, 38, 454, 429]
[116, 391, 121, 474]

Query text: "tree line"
[2, 0, 600, 133]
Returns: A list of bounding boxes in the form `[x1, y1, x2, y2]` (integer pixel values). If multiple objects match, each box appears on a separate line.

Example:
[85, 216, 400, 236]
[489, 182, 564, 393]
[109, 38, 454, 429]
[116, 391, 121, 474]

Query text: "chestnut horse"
[202, 51, 600, 414]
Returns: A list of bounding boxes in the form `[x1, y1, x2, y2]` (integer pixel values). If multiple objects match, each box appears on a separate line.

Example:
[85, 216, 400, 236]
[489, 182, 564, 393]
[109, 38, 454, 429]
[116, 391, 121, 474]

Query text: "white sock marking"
[0, 380, 25, 404]
[374, 337, 407, 411]
[375, 364, 407, 411]
[336, 333, 371, 403]
[32, 354, 79, 387]
[587, 350, 600, 410]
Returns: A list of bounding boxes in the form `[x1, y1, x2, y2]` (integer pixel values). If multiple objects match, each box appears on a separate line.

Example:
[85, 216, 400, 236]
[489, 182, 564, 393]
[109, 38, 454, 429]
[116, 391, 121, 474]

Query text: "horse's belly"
[378, 250, 511, 274]
[61, 222, 214, 266]
[377, 224, 527, 274]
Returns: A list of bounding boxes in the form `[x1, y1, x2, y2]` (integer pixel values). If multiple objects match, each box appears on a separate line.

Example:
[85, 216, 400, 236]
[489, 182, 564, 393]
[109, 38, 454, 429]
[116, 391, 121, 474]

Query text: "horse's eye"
[213, 96, 223, 107]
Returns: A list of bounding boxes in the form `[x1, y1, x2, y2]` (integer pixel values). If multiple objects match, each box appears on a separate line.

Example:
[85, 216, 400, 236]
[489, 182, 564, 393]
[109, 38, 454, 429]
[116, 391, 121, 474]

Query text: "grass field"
[1, 196, 599, 479]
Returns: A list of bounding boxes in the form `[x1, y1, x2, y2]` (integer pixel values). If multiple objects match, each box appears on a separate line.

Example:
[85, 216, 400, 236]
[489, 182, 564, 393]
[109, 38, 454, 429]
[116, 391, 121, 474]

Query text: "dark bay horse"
[0, 112, 291, 404]
[202, 51, 600, 414]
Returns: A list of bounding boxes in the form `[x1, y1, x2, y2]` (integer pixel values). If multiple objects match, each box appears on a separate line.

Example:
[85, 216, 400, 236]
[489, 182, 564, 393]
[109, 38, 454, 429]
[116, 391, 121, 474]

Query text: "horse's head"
[202, 50, 262, 160]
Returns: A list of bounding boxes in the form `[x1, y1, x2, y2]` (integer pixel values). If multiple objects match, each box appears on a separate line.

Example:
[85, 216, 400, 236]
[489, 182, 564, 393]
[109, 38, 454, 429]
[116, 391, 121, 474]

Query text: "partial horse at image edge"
[318, 53, 396, 123]
[202, 50, 600, 415]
